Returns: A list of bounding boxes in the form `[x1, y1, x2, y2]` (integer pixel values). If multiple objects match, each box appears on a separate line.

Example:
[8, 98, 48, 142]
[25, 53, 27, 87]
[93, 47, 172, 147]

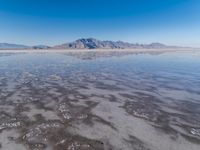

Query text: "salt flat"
[0, 50, 200, 150]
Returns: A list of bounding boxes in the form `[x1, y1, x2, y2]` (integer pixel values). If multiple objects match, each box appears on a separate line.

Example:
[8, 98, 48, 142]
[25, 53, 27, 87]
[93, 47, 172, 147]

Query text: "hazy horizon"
[0, 0, 200, 47]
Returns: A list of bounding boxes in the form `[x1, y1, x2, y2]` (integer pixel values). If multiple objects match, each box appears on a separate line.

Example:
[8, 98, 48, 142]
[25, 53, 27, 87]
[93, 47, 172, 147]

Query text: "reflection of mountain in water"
[62, 50, 166, 60]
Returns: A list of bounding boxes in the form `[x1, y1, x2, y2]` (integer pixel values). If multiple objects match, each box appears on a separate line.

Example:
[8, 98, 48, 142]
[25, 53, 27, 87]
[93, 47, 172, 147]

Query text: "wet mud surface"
[0, 51, 200, 150]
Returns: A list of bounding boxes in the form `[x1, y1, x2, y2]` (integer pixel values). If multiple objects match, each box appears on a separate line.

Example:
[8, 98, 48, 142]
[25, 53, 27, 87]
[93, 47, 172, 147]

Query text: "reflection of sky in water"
[0, 51, 200, 97]
[1, 51, 200, 73]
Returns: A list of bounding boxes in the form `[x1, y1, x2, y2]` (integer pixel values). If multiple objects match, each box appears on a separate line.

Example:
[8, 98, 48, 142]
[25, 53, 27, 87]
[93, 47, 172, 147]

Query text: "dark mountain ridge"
[54, 38, 176, 49]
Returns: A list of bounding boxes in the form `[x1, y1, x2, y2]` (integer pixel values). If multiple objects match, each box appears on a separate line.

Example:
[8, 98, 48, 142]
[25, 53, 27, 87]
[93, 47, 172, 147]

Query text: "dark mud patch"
[125, 135, 151, 150]
[95, 81, 122, 91]
[18, 120, 104, 150]
[83, 114, 117, 131]
[122, 98, 200, 144]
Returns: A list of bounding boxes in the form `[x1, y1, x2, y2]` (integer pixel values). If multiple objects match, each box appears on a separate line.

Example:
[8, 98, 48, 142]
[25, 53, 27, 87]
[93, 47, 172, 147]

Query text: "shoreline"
[0, 48, 198, 53]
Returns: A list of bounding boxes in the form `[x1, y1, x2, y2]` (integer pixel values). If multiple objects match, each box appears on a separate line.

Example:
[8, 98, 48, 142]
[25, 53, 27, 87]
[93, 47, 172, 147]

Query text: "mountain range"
[0, 43, 29, 49]
[0, 38, 181, 49]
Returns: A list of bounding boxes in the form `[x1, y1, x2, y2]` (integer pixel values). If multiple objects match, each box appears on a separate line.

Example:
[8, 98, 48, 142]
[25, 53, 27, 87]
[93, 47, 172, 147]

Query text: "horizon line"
[0, 37, 197, 48]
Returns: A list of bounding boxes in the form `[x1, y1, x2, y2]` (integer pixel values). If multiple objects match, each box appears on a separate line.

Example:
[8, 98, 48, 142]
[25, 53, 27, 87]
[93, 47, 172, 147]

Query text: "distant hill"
[0, 43, 52, 49]
[54, 38, 176, 49]
[32, 45, 51, 49]
[0, 43, 30, 49]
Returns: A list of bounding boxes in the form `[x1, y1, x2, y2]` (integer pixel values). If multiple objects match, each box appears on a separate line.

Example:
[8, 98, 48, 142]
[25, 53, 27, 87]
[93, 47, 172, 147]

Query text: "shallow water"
[0, 51, 200, 150]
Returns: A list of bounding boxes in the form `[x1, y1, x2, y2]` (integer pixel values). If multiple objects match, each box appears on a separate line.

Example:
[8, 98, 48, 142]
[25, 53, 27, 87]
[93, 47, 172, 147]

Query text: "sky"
[0, 0, 200, 47]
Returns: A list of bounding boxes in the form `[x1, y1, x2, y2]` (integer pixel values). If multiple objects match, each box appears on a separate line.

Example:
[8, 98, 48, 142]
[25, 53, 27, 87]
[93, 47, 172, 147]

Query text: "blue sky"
[0, 0, 199, 47]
